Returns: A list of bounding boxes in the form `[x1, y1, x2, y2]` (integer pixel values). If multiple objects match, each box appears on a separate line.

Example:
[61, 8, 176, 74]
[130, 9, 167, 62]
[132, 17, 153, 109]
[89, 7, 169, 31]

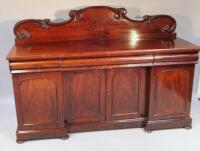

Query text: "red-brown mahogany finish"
[12, 72, 68, 141]
[106, 67, 147, 120]
[145, 65, 195, 130]
[63, 69, 106, 123]
[6, 6, 200, 142]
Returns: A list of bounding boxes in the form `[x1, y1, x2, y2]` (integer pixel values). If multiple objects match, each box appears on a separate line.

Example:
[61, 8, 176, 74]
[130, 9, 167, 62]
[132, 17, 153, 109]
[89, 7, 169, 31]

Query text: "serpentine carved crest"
[14, 6, 177, 41]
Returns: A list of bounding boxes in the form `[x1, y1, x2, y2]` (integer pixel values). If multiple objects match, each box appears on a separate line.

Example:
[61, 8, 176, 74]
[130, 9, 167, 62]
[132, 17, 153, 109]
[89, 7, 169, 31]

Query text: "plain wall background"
[1, 0, 200, 99]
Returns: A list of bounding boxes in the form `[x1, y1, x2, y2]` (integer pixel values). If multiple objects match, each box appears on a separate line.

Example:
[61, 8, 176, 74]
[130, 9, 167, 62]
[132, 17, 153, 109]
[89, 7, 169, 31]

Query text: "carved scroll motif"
[16, 29, 32, 39]
[161, 24, 176, 33]
[143, 16, 158, 24]
[39, 20, 50, 29]
[113, 8, 127, 19]
[143, 15, 176, 33]
[14, 6, 177, 41]
[69, 9, 82, 21]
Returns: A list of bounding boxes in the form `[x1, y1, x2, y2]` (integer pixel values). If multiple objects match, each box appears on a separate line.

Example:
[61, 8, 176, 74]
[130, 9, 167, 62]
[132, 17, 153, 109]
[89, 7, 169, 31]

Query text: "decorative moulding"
[14, 6, 177, 44]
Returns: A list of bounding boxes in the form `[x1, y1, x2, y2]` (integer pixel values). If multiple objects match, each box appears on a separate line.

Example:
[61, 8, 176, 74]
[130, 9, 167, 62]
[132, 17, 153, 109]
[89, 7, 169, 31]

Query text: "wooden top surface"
[7, 6, 200, 62]
[7, 38, 200, 61]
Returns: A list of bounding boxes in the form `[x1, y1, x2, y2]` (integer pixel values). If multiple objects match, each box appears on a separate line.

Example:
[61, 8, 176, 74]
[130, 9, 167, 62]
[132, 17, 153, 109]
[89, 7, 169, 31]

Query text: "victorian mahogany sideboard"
[7, 6, 200, 143]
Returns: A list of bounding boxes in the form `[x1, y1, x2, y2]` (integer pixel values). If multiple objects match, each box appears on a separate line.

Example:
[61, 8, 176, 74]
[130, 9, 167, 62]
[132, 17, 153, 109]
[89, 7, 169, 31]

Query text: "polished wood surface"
[106, 67, 146, 120]
[6, 6, 200, 142]
[14, 6, 176, 45]
[7, 38, 199, 61]
[63, 69, 106, 123]
[146, 65, 194, 129]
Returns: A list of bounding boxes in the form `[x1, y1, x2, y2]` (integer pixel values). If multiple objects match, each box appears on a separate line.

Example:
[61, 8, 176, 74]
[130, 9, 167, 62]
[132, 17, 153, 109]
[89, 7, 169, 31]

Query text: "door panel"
[106, 67, 147, 120]
[20, 79, 57, 124]
[149, 65, 194, 120]
[12, 72, 64, 130]
[63, 70, 105, 123]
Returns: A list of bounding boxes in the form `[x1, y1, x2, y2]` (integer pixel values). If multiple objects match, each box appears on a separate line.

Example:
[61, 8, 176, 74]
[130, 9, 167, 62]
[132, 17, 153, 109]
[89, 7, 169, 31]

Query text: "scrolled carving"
[161, 24, 176, 33]
[143, 15, 176, 33]
[69, 9, 82, 21]
[29, 19, 51, 29]
[113, 8, 127, 19]
[143, 15, 158, 24]
[14, 6, 177, 43]
[16, 29, 32, 39]
[39, 19, 50, 29]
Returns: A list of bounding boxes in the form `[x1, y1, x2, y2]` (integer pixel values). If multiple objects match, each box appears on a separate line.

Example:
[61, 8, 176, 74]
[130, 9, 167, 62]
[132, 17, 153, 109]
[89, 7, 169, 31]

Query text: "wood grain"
[6, 6, 200, 142]
[106, 67, 146, 120]
[14, 6, 177, 45]
[63, 70, 106, 123]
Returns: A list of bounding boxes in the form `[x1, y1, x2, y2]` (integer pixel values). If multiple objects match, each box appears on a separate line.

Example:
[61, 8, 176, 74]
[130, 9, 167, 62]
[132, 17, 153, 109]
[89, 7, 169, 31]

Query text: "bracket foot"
[184, 126, 192, 130]
[60, 134, 69, 140]
[17, 140, 25, 144]
[144, 129, 153, 133]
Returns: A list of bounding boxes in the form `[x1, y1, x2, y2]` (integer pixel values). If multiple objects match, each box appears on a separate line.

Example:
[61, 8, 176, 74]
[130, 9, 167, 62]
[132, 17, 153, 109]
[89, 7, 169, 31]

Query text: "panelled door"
[63, 69, 106, 123]
[63, 67, 147, 123]
[106, 67, 147, 120]
[12, 72, 64, 130]
[148, 65, 194, 120]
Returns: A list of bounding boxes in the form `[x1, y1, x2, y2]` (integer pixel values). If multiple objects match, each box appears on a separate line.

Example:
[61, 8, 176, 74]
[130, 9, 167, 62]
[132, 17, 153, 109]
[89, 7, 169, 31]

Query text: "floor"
[1, 96, 200, 151]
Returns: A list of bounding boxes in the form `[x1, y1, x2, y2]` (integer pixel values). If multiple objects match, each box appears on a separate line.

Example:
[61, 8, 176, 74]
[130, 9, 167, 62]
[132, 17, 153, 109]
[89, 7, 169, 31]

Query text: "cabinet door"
[12, 72, 64, 130]
[63, 70, 105, 123]
[106, 67, 147, 120]
[149, 65, 194, 120]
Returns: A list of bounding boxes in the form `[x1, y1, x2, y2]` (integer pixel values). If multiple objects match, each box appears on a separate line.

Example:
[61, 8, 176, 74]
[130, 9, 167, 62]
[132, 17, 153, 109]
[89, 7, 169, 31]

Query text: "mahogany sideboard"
[6, 6, 200, 143]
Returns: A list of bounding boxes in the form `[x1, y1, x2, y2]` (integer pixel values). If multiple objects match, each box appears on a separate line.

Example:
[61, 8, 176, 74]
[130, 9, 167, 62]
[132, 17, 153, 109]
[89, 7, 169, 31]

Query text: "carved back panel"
[14, 6, 177, 45]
